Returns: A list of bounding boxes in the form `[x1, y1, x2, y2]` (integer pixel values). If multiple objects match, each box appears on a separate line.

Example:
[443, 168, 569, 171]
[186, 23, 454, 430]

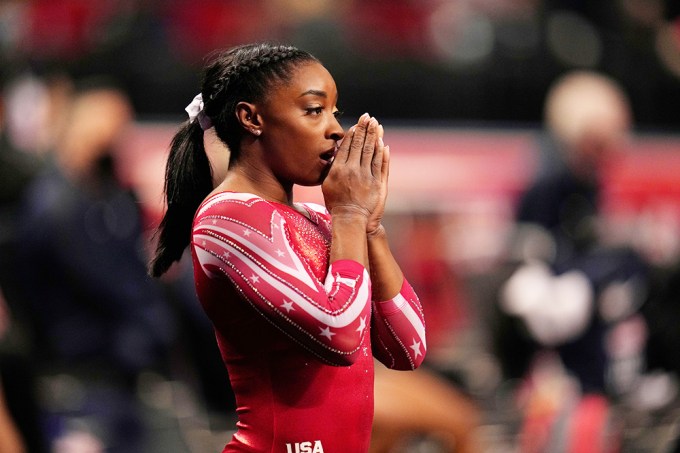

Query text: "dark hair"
[149, 43, 318, 277]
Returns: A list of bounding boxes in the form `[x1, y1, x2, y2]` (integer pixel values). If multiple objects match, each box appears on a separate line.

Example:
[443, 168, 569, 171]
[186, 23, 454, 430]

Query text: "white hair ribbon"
[185, 93, 212, 130]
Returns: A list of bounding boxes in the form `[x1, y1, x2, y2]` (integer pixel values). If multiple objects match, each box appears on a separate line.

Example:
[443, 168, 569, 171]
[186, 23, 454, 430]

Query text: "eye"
[333, 110, 344, 119]
[306, 107, 324, 116]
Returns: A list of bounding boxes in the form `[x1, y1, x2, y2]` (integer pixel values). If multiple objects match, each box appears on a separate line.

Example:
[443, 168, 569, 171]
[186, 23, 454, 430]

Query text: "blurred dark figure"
[644, 261, 680, 387]
[0, 73, 51, 452]
[494, 71, 653, 452]
[15, 80, 176, 452]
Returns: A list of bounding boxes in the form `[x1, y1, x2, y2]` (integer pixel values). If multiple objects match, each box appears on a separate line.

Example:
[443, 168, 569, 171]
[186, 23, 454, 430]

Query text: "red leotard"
[191, 192, 426, 453]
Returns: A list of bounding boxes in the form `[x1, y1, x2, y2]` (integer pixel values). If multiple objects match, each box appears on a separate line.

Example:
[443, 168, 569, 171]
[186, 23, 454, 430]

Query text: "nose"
[329, 116, 345, 142]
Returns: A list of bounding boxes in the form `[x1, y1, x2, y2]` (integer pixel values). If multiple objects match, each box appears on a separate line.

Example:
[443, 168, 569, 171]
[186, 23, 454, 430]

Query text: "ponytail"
[149, 120, 212, 277]
[149, 42, 319, 277]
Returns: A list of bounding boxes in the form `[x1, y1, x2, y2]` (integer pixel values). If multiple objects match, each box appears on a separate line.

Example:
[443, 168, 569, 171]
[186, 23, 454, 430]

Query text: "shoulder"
[299, 201, 331, 223]
[196, 191, 268, 215]
[299, 201, 328, 215]
[193, 192, 283, 229]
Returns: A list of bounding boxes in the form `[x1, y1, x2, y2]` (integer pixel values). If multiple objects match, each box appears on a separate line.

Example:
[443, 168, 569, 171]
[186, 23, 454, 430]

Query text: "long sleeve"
[191, 192, 371, 366]
[371, 279, 427, 370]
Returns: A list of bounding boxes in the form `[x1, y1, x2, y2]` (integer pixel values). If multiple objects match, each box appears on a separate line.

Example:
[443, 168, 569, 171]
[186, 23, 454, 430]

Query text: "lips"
[320, 147, 337, 164]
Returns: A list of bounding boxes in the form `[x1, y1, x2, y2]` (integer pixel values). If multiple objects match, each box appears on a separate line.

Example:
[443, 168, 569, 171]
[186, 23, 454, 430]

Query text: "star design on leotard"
[319, 326, 335, 340]
[275, 249, 285, 257]
[212, 219, 217, 225]
[243, 229, 251, 237]
[409, 339, 422, 358]
[356, 316, 367, 335]
[280, 300, 295, 313]
[222, 251, 231, 259]
[250, 274, 260, 284]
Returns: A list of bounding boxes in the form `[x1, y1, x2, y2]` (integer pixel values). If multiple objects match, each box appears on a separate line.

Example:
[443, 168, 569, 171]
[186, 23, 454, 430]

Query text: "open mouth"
[320, 148, 336, 164]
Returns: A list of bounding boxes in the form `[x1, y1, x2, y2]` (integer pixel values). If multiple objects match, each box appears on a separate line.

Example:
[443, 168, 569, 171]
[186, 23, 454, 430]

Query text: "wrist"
[330, 205, 370, 224]
[367, 224, 386, 240]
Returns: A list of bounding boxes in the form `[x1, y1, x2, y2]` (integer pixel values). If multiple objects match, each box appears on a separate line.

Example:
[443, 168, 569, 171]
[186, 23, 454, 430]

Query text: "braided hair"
[149, 43, 318, 277]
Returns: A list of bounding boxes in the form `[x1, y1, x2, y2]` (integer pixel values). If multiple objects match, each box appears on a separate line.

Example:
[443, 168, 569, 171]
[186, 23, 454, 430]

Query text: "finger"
[334, 125, 355, 164]
[361, 117, 379, 166]
[347, 113, 370, 165]
[371, 124, 384, 177]
[382, 144, 390, 186]
[372, 134, 384, 178]
[335, 112, 368, 164]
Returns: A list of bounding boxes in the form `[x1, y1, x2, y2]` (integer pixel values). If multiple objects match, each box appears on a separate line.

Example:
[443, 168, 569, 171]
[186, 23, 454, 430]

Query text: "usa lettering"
[285, 440, 324, 453]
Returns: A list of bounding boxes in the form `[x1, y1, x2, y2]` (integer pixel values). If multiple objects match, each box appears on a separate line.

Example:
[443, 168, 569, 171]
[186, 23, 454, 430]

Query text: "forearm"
[368, 225, 427, 369]
[367, 225, 403, 301]
[371, 279, 427, 370]
[330, 208, 370, 268]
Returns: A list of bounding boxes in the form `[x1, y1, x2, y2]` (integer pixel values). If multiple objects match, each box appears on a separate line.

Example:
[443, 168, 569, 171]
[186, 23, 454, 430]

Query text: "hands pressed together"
[322, 113, 390, 236]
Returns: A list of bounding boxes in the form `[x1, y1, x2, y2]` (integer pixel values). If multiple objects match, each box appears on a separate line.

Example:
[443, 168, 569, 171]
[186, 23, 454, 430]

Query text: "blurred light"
[501, 263, 593, 347]
[598, 277, 645, 323]
[38, 374, 86, 412]
[546, 11, 602, 68]
[136, 371, 174, 410]
[4, 73, 51, 153]
[0, 0, 26, 57]
[53, 431, 104, 453]
[631, 371, 679, 411]
[429, 3, 495, 67]
[655, 19, 680, 79]
[620, 0, 664, 28]
[495, 14, 541, 58]
[510, 223, 557, 263]
[266, 0, 346, 25]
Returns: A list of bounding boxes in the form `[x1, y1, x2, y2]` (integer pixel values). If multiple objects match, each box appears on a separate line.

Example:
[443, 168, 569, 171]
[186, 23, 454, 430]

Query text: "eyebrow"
[299, 89, 327, 98]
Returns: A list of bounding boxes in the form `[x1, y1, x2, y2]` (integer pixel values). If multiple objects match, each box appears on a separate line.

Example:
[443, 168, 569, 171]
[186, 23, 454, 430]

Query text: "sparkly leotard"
[191, 192, 426, 453]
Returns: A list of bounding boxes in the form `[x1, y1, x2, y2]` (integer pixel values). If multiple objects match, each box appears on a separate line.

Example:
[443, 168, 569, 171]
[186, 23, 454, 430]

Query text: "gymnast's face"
[256, 62, 345, 187]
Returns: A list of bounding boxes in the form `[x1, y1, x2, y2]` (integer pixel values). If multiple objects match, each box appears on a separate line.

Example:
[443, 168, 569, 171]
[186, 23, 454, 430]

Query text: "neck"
[217, 164, 294, 207]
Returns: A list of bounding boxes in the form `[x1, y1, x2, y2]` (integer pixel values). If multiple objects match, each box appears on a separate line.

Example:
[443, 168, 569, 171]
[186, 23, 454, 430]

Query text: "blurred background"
[0, 0, 679, 452]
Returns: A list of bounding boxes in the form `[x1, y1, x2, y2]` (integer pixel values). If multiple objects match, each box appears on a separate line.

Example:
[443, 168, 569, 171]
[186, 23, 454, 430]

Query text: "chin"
[299, 169, 329, 187]
[297, 178, 324, 188]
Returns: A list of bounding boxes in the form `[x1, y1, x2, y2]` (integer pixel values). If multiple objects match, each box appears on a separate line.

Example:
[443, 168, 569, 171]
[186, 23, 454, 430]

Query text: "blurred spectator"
[3, 71, 74, 158]
[494, 71, 655, 452]
[641, 255, 680, 400]
[71, 0, 197, 116]
[14, 79, 176, 452]
[0, 69, 50, 453]
[0, 0, 676, 126]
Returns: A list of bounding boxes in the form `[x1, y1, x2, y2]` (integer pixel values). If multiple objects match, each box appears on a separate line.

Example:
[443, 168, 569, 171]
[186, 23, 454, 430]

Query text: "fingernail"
[378, 137, 384, 146]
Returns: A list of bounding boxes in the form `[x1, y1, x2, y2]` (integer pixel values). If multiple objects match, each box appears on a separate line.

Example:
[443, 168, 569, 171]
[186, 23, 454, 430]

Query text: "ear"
[235, 101, 262, 136]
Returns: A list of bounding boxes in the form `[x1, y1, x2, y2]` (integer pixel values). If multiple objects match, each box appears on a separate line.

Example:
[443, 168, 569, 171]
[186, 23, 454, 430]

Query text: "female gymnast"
[149, 42, 426, 452]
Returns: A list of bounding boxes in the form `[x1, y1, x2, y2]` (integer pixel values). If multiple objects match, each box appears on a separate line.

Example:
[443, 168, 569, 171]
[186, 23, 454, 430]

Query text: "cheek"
[263, 119, 322, 165]
[278, 125, 317, 153]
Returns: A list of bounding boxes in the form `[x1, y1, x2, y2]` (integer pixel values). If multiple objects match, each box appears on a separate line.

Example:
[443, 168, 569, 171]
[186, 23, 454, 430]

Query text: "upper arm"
[191, 193, 371, 366]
